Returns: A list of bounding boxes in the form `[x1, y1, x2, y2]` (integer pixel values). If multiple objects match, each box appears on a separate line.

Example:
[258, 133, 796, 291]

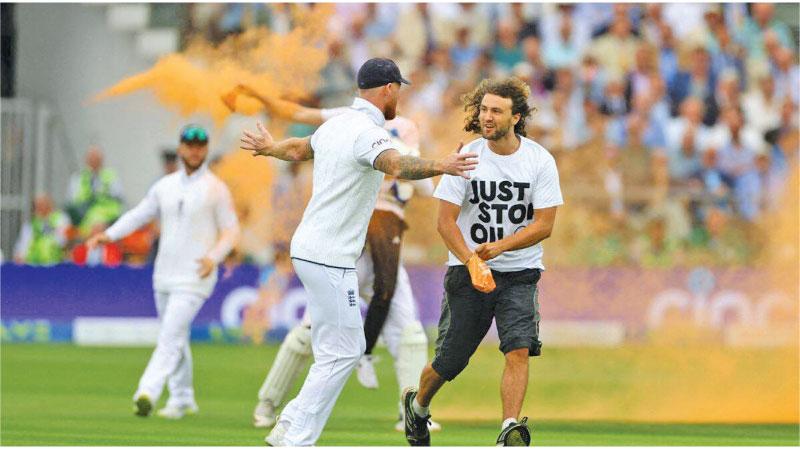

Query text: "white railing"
[0, 98, 78, 259]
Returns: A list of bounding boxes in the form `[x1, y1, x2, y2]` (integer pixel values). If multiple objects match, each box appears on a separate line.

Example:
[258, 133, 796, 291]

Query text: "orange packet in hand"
[466, 253, 496, 293]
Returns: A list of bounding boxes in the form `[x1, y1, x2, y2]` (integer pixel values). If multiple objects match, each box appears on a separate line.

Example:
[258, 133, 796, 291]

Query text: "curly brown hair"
[461, 77, 533, 137]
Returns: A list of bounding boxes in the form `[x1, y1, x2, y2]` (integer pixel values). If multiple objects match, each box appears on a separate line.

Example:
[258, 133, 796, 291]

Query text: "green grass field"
[1, 343, 798, 446]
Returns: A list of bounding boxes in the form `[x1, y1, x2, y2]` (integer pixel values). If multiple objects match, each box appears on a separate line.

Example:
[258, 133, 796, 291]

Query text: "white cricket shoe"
[253, 400, 277, 428]
[265, 419, 289, 446]
[356, 355, 379, 389]
[156, 403, 198, 420]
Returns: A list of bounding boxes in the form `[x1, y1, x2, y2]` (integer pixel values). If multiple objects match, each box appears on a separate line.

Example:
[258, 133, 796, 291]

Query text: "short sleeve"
[434, 174, 467, 206]
[310, 128, 320, 154]
[320, 107, 350, 121]
[533, 153, 564, 209]
[354, 126, 394, 168]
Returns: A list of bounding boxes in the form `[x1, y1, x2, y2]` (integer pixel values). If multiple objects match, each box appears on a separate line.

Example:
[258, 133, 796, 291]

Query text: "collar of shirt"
[351, 97, 386, 127]
[179, 164, 208, 184]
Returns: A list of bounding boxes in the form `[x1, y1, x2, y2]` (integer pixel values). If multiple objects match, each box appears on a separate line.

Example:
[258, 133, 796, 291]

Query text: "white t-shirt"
[290, 98, 395, 268]
[106, 166, 239, 297]
[434, 136, 563, 272]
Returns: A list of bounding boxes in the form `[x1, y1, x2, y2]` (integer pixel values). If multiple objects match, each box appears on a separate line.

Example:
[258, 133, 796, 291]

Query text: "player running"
[402, 77, 563, 447]
[228, 84, 441, 432]
[86, 125, 240, 419]
[239, 58, 477, 446]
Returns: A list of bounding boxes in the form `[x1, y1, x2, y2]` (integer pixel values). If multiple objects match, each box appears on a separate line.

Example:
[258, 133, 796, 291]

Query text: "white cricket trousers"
[134, 290, 205, 407]
[280, 258, 366, 446]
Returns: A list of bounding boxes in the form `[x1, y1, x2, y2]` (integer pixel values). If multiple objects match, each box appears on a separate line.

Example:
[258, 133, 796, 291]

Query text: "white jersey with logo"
[319, 110, 433, 220]
[106, 166, 239, 297]
[290, 98, 395, 268]
[434, 136, 563, 272]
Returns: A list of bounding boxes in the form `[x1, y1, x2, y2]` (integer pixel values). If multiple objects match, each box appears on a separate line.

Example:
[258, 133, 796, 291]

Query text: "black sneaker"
[402, 387, 430, 446]
[496, 417, 531, 446]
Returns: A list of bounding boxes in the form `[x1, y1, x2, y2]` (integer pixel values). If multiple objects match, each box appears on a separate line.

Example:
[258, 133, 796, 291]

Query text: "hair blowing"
[461, 77, 533, 137]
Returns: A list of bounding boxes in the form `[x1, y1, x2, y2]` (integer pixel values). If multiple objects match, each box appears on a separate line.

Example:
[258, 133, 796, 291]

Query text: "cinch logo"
[371, 138, 391, 148]
[347, 289, 356, 307]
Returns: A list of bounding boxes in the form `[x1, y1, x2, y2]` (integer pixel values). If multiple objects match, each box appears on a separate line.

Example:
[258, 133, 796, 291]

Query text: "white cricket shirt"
[434, 136, 563, 272]
[106, 166, 239, 297]
[290, 98, 395, 268]
[318, 110, 434, 220]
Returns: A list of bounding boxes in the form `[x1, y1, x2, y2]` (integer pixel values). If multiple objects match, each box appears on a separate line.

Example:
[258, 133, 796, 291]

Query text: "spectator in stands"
[667, 122, 703, 185]
[599, 74, 629, 117]
[665, 97, 726, 163]
[67, 145, 124, 238]
[590, 10, 640, 78]
[717, 107, 764, 221]
[667, 44, 719, 124]
[715, 69, 743, 110]
[520, 36, 552, 97]
[689, 148, 732, 219]
[551, 67, 589, 151]
[626, 43, 659, 104]
[394, 4, 436, 68]
[316, 36, 355, 108]
[640, 4, 667, 46]
[737, 3, 795, 62]
[161, 148, 179, 175]
[13, 193, 70, 266]
[362, 3, 399, 41]
[449, 24, 481, 76]
[708, 14, 747, 86]
[492, 19, 524, 74]
[742, 66, 783, 135]
[771, 46, 799, 104]
[657, 23, 680, 85]
[542, 12, 579, 69]
[454, 3, 493, 48]
[618, 112, 659, 214]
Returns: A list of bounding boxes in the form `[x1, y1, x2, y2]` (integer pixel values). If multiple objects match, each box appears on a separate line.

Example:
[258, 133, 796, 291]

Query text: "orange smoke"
[93, 5, 332, 125]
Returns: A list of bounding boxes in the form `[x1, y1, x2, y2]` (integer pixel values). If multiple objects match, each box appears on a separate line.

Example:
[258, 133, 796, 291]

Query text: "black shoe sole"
[402, 388, 430, 446]
[497, 421, 531, 446]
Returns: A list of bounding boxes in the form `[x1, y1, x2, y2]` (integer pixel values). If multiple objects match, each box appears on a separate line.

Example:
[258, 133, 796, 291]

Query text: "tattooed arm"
[373, 143, 478, 180]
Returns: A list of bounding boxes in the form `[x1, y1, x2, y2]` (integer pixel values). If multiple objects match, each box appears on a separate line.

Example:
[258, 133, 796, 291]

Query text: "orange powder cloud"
[93, 5, 332, 125]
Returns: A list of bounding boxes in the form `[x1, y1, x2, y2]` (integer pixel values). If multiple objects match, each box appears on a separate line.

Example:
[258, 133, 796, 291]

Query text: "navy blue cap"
[357, 58, 410, 89]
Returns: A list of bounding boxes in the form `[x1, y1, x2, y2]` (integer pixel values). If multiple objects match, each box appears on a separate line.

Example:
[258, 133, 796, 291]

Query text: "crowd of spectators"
[203, 2, 796, 268]
[13, 3, 798, 269]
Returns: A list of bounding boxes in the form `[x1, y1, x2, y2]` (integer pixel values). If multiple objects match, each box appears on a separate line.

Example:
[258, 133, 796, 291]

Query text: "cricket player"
[87, 125, 240, 419]
[403, 77, 563, 447]
[231, 85, 441, 431]
[239, 57, 477, 446]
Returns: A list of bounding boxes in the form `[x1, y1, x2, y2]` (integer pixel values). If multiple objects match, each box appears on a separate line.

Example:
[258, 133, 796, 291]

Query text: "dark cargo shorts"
[431, 265, 541, 381]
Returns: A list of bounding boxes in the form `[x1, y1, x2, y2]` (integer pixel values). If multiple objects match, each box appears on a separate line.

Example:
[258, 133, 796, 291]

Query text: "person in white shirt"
[86, 125, 239, 420]
[239, 57, 477, 446]
[227, 85, 441, 432]
[402, 77, 563, 447]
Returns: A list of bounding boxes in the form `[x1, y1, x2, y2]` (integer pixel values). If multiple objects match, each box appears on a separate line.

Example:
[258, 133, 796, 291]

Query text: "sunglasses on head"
[181, 126, 209, 143]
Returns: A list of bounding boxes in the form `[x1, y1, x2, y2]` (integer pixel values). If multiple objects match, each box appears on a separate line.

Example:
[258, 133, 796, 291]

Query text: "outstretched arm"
[232, 84, 326, 126]
[373, 143, 478, 180]
[240, 122, 313, 161]
[86, 187, 159, 250]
